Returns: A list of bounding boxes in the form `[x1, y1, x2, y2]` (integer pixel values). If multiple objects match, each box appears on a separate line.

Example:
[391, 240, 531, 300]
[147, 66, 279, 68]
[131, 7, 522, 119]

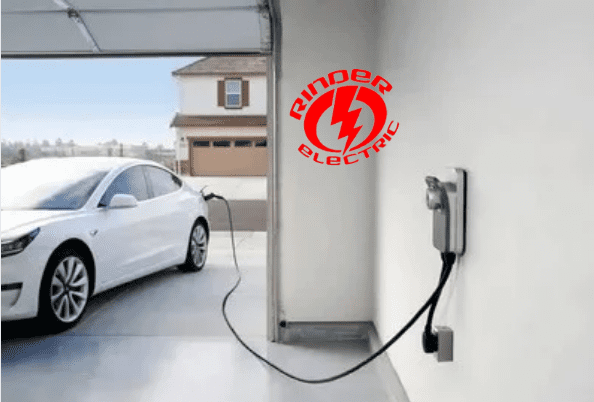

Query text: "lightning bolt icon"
[331, 86, 363, 155]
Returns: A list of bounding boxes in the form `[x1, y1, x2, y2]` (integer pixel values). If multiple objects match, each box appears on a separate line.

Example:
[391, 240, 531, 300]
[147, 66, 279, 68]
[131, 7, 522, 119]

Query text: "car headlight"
[1, 228, 41, 258]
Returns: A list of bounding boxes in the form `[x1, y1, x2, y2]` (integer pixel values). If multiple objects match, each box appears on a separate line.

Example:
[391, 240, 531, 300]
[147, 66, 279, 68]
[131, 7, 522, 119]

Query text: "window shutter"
[217, 80, 225, 107]
[242, 80, 249, 107]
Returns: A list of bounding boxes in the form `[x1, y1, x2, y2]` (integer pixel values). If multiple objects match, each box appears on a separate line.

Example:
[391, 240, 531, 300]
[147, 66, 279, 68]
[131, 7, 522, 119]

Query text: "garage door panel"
[192, 138, 266, 176]
[68, 0, 258, 11]
[2, 0, 270, 56]
[1, 0, 61, 12]
[84, 10, 261, 53]
[1, 14, 92, 53]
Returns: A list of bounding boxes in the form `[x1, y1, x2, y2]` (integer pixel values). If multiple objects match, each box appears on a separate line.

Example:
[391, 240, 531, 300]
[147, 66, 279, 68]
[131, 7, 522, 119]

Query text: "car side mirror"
[108, 194, 138, 209]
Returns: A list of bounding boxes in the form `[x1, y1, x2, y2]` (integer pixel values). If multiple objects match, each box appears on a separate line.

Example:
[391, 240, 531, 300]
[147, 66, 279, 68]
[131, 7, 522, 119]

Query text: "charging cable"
[423, 253, 455, 353]
[204, 192, 456, 384]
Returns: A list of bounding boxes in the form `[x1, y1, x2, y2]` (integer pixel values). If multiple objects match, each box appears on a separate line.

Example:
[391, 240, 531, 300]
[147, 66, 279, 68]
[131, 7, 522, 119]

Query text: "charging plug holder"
[425, 168, 467, 255]
[433, 326, 454, 362]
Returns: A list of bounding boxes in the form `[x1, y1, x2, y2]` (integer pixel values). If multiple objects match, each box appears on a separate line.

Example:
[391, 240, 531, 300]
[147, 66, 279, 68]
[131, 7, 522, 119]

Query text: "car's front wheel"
[179, 220, 208, 272]
[39, 248, 91, 331]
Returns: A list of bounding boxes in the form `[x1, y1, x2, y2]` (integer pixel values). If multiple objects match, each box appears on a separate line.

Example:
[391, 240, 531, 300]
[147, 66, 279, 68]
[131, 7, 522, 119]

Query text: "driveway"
[182, 176, 267, 231]
[182, 176, 266, 200]
[207, 200, 267, 231]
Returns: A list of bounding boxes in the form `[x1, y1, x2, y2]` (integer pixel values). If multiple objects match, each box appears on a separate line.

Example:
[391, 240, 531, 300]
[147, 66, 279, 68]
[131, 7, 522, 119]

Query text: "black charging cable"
[422, 252, 456, 353]
[204, 192, 457, 384]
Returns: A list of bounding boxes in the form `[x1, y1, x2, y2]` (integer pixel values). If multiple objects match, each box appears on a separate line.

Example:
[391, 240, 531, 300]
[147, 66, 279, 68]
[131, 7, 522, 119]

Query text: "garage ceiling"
[1, 0, 271, 57]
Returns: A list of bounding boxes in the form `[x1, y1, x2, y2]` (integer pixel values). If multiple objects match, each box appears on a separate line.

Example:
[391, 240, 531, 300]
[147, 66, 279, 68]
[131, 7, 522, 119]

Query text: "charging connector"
[425, 168, 467, 255]
[422, 329, 439, 354]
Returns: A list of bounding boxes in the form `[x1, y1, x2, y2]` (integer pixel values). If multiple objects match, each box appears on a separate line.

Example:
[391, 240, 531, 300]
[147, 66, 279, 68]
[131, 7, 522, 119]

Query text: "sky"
[1, 57, 199, 148]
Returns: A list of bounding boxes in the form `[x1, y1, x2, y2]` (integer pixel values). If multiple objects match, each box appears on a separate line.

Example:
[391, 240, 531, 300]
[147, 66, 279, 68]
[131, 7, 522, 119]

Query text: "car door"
[91, 166, 158, 288]
[142, 166, 191, 267]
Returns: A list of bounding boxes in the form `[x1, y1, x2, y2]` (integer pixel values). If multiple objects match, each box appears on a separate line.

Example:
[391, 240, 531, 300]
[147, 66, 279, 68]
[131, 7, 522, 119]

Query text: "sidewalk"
[182, 176, 267, 200]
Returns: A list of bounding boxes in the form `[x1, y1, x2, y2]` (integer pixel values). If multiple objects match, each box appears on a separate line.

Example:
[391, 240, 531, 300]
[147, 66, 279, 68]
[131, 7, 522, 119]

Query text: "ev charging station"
[1, 0, 470, 380]
[10, 1, 592, 401]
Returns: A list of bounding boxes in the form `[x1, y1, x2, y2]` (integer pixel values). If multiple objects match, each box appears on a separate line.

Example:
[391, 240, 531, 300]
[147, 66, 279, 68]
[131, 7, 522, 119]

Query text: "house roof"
[170, 114, 267, 128]
[172, 56, 267, 76]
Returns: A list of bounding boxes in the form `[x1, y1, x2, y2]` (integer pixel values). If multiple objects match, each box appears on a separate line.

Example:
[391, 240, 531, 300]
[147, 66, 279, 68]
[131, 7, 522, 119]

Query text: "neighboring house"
[171, 56, 267, 176]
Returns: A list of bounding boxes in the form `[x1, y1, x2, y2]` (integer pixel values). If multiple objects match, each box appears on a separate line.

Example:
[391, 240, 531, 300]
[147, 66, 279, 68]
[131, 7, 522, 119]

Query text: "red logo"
[291, 69, 399, 165]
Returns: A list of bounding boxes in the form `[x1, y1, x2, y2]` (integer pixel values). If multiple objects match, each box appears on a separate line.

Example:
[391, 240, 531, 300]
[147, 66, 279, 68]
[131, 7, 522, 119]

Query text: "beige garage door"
[191, 137, 267, 176]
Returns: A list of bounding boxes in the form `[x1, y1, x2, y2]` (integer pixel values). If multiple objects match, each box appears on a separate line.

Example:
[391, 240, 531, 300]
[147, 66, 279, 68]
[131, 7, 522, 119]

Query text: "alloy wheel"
[190, 224, 207, 268]
[50, 256, 90, 323]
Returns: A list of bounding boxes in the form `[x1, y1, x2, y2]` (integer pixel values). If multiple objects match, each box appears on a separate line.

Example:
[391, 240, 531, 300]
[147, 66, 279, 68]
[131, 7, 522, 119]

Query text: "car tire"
[179, 220, 209, 272]
[39, 248, 91, 331]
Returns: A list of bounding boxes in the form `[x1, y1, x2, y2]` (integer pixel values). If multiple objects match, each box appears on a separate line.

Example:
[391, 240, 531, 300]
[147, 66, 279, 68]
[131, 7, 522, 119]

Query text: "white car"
[1, 157, 209, 330]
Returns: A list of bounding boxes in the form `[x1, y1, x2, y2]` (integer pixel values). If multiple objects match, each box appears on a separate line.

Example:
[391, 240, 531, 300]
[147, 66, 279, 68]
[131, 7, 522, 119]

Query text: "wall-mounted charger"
[423, 168, 466, 362]
[425, 168, 467, 255]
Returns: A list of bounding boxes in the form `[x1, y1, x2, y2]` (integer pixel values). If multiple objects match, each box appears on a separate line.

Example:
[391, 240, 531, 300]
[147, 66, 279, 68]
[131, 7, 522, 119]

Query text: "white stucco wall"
[174, 128, 188, 161]
[176, 75, 267, 115]
[374, 1, 594, 401]
[278, 0, 379, 322]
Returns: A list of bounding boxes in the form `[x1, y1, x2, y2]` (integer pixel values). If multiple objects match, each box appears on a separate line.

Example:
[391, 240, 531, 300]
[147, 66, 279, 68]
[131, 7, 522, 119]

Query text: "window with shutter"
[219, 79, 249, 109]
[225, 79, 242, 108]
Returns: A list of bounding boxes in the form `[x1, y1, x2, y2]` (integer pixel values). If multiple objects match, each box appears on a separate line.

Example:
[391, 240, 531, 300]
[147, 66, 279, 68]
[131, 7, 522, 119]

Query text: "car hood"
[1, 210, 78, 238]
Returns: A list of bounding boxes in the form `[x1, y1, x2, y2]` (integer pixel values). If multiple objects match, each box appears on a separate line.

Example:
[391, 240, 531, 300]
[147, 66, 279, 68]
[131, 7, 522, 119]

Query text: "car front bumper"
[1, 248, 47, 321]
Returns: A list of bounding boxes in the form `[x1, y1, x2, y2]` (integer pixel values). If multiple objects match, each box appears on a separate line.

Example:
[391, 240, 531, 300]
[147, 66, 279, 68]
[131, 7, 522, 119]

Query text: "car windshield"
[1, 160, 110, 210]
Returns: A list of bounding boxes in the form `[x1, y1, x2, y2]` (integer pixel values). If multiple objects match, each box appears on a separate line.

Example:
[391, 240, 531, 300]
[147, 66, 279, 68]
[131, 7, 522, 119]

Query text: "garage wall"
[374, 1, 594, 401]
[177, 75, 266, 115]
[174, 128, 189, 161]
[277, 0, 380, 322]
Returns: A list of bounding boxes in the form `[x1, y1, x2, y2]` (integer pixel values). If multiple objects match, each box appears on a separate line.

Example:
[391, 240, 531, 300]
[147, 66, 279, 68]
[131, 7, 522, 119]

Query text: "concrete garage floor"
[2, 232, 395, 402]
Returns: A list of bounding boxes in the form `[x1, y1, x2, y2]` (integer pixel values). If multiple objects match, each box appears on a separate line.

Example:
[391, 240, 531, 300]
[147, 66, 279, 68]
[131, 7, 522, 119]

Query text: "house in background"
[171, 56, 267, 176]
